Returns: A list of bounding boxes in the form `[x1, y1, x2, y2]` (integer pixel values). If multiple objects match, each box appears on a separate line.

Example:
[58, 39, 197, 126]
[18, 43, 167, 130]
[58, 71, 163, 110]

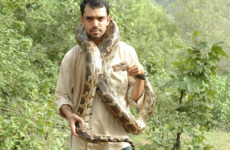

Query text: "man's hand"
[126, 62, 145, 77]
[60, 105, 84, 138]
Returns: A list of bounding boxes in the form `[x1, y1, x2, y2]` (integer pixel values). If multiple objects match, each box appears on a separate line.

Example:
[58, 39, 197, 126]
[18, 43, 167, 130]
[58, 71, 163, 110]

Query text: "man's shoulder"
[119, 41, 134, 49]
[64, 45, 83, 58]
[119, 41, 136, 54]
[66, 45, 82, 55]
[61, 45, 83, 65]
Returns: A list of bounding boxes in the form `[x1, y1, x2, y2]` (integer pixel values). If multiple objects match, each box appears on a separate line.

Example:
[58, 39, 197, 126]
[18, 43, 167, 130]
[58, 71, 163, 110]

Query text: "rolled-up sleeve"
[55, 52, 75, 118]
[127, 86, 145, 108]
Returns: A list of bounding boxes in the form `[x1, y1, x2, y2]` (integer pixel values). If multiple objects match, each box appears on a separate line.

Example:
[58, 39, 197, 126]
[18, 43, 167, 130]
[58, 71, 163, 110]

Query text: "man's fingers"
[73, 115, 83, 123]
[67, 114, 84, 138]
[126, 62, 135, 70]
[128, 70, 139, 76]
[127, 64, 136, 74]
[127, 63, 144, 76]
[70, 122, 79, 138]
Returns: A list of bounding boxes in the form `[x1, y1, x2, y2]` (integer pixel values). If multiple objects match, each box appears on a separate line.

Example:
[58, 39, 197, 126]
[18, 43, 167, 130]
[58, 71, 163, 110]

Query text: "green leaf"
[206, 90, 216, 97]
[183, 127, 192, 135]
[174, 51, 186, 59]
[38, 128, 46, 136]
[211, 45, 227, 57]
[185, 57, 193, 64]
[172, 61, 183, 68]
[168, 122, 175, 129]
[187, 48, 196, 55]
[213, 41, 224, 45]
[186, 32, 193, 37]
[177, 82, 187, 91]
[210, 69, 217, 75]
[210, 56, 220, 63]
[145, 129, 150, 135]
[32, 89, 39, 99]
[187, 83, 199, 93]
[173, 43, 183, 48]
[205, 113, 211, 119]
[169, 114, 175, 121]
[169, 75, 175, 78]
[193, 30, 200, 38]
[34, 120, 44, 130]
[198, 42, 207, 49]
[151, 126, 155, 132]
[20, 131, 26, 137]
[153, 138, 162, 145]
[173, 104, 182, 109]
[161, 80, 174, 89]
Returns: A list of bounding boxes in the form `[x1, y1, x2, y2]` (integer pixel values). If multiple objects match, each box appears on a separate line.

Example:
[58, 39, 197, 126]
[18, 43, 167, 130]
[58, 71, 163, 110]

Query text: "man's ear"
[107, 16, 111, 26]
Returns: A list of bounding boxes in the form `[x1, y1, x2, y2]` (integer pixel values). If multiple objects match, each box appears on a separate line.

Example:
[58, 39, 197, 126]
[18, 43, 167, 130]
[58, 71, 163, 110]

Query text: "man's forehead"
[83, 4, 107, 17]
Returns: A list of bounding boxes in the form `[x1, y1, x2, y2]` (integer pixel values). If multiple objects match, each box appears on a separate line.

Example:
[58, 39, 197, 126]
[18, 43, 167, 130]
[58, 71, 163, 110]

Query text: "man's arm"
[126, 62, 145, 101]
[132, 79, 145, 101]
[61, 104, 84, 138]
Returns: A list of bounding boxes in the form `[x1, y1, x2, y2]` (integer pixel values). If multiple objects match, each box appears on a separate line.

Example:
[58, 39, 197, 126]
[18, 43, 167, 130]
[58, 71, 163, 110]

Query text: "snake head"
[75, 121, 91, 130]
[75, 121, 80, 128]
[112, 61, 128, 72]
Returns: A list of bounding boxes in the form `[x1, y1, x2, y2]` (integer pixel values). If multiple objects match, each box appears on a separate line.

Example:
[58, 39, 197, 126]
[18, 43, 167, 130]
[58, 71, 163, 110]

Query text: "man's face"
[81, 4, 110, 42]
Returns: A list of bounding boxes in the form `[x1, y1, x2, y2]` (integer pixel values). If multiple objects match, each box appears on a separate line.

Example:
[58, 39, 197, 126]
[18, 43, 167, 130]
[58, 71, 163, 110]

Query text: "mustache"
[90, 28, 102, 32]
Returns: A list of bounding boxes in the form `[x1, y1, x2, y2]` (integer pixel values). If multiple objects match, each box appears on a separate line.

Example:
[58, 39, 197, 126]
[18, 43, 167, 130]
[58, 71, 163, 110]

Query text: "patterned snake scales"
[75, 20, 156, 150]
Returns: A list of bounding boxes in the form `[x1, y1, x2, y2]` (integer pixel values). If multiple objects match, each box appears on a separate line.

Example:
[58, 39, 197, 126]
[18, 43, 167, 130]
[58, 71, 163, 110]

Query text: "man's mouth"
[90, 28, 101, 34]
[92, 30, 100, 34]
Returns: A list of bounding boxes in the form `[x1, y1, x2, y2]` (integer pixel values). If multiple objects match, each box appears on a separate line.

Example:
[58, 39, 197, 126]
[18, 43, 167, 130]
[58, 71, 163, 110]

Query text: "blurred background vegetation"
[0, 0, 229, 149]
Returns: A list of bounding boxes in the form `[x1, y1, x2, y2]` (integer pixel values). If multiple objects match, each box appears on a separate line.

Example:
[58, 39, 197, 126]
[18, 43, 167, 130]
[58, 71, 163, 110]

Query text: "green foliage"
[0, 0, 79, 149]
[0, 92, 69, 150]
[113, 0, 182, 73]
[173, 0, 230, 74]
[0, 0, 81, 100]
[211, 75, 230, 129]
[142, 31, 227, 149]
[151, 0, 174, 8]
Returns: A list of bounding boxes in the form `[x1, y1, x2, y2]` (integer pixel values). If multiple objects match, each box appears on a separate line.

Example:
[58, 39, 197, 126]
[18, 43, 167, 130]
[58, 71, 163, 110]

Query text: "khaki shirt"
[55, 41, 144, 150]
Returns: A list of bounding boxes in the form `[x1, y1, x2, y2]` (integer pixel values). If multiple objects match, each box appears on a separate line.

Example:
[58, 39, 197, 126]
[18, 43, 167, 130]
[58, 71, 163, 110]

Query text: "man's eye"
[86, 17, 92, 20]
[99, 17, 104, 21]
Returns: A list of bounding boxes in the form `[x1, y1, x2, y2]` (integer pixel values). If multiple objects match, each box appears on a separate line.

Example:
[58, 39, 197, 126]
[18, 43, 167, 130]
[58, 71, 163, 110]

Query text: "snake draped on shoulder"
[74, 20, 156, 150]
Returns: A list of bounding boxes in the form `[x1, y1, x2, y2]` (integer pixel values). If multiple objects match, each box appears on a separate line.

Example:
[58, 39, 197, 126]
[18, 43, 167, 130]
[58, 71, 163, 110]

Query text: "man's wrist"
[61, 104, 73, 118]
[135, 70, 147, 80]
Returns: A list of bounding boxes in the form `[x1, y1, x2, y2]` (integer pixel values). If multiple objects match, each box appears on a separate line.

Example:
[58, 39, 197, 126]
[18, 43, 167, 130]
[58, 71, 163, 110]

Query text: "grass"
[204, 130, 230, 150]
[130, 129, 230, 150]
[130, 133, 150, 147]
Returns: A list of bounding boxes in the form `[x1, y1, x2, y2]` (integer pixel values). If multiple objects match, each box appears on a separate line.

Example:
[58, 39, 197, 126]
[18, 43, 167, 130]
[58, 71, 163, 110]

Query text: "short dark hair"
[80, 0, 109, 16]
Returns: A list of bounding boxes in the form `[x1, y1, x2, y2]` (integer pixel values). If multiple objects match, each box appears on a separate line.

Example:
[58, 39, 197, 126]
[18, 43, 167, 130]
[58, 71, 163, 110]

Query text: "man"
[55, 0, 147, 149]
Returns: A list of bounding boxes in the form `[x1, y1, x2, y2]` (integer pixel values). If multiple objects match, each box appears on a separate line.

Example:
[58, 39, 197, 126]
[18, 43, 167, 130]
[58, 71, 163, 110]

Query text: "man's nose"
[92, 20, 99, 27]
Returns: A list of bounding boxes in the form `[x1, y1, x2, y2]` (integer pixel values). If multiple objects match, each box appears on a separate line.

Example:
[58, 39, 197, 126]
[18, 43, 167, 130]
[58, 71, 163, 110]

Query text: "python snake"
[75, 20, 155, 150]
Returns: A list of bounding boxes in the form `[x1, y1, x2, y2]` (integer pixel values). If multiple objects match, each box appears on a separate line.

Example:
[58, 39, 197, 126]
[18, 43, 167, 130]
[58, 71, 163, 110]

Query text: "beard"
[88, 27, 104, 40]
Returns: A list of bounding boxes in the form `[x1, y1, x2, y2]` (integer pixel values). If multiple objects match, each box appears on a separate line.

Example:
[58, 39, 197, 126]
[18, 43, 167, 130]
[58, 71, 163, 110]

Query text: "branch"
[173, 90, 184, 150]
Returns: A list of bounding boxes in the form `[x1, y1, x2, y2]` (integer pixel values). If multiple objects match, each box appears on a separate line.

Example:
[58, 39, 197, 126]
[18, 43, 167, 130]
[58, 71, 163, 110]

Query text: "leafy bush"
[0, 91, 69, 150]
[211, 75, 230, 130]
[141, 31, 227, 150]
